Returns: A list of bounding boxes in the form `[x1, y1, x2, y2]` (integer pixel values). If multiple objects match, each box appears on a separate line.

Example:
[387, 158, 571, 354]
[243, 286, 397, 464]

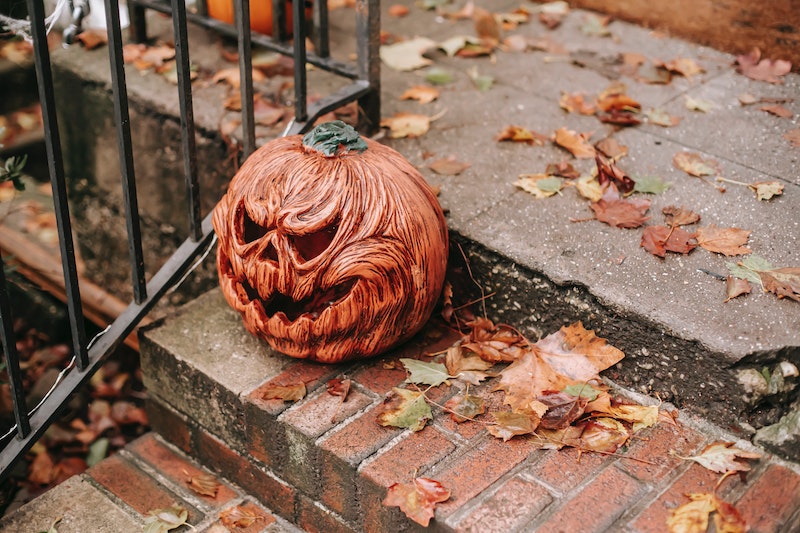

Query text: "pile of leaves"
[0, 321, 149, 515]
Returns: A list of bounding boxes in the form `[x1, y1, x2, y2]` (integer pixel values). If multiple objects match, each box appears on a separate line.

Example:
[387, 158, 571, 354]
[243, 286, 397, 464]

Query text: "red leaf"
[327, 378, 351, 400]
[383, 478, 451, 526]
[641, 226, 697, 257]
[590, 197, 651, 228]
[537, 391, 588, 429]
[595, 154, 634, 195]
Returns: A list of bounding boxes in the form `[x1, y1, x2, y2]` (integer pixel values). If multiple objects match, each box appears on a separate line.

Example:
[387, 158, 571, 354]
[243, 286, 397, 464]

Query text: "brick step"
[136, 289, 800, 532]
[0, 432, 303, 533]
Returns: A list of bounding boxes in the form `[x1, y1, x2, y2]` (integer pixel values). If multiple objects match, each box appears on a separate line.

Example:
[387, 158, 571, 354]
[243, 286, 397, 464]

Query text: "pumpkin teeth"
[262, 280, 357, 322]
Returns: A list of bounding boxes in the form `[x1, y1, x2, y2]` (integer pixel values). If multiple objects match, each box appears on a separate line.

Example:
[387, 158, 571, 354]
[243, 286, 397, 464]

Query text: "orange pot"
[206, 0, 297, 36]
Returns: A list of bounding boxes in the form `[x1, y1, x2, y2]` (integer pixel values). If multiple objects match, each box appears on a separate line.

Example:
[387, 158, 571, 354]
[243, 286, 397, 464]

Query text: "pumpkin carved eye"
[290, 223, 338, 263]
[237, 203, 268, 245]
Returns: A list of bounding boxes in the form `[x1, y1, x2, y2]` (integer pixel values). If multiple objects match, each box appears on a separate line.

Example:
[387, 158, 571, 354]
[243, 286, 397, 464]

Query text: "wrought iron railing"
[0, 0, 379, 482]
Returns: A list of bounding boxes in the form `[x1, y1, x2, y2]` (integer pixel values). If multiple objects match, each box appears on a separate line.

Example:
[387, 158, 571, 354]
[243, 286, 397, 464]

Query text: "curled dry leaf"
[644, 108, 681, 127]
[554, 127, 596, 158]
[725, 275, 752, 302]
[463, 317, 529, 363]
[220, 505, 261, 528]
[75, 29, 108, 50]
[444, 345, 492, 384]
[186, 473, 220, 497]
[595, 154, 635, 195]
[662, 57, 704, 79]
[380, 113, 431, 138]
[641, 226, 697, 258]
[667, 493, 715, 533]
[383, 477, 451, 527]
[673, 152, 719, 177]
[537, 391, 588, 430]
[327, 378, 351, 400]
[735, 47, 791, 83]
[546, 161, 581, 179]
[574, 175, 602, 202]
[749, 180, 784, 200]
[683, 441, 762, 475]
[261, 382, 307, 402]
[515, 174, 563, 198]
[760, 104, 793, 118]
[400, 85, 440, 104]
[696, 226, 752, 256]
[684, 95, 715, 113]
[496, 125, 549, 145]
[759, 267, 800, 302]
[143, 505, 189, 533]
[662, 205, 700, 227]
[212, 67, 266, 89]
[594, 137, 628, 160]
[377, 387, 432, 431]
[559, 92, 597, 115]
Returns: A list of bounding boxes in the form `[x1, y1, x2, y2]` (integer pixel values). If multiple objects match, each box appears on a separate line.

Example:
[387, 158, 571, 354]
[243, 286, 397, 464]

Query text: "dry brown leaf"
[444, 392, 486, 422]
[641, 226, 697, 258]
[537, 391, 588, 430]
[514, 174, 563, 199]
[662, 205, 700, 227]
[554, 127, 596, 158]
[220, 505, 261, 528]
[760, 104, 793, 118]
[400, 85, 440, 104]
[261, 382, 306, 402]
[759, 267, 800, 302]
[473, 7, 501, 45]
[683, 442, 762, 475]
[383, 478, 451, 527]
[591, 196, 651, 228]
[712, 494, 748, 533]
[496, 125, 548, 145]
[463, 317, 529, 363]
[784, 128, 800, 147]
[75, 29, 108, 50]
[429, 156, 471, 175]
[725, 275, 752, 302]
[595, 154, 635, 195]
[488, 411, 540, 441]
[668, 493, 715, 533]
[662, 57, 704, 79]
[594, 138, 628, 160]
[212, 67, 266, 89]
[327, 378, 351, 400]
[673, 152, 719, 177]
[388, 4, 410, 17]
[735, 47, 791, 83]
[380, 113, 431, 138]
[559, 92, 597, 115]
[186, 473, 220, 497]
[444, 345, 492, 385]
[748, 180, 784, 200]
[534, 322, 625, 382]
[496, 350, 574, 412]
[696, 226, 752, 256]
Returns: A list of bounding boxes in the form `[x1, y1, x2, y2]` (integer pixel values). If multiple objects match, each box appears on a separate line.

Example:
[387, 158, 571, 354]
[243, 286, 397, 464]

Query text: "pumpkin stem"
[302, 120, 368, 156]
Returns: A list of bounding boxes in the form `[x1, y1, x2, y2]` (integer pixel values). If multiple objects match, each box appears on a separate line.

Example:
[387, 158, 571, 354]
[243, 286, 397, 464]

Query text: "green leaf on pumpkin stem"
[302, 120, 367, 156]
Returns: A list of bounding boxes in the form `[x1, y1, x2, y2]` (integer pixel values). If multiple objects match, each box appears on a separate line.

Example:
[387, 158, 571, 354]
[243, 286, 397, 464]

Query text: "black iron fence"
[0, 0, 379, 482]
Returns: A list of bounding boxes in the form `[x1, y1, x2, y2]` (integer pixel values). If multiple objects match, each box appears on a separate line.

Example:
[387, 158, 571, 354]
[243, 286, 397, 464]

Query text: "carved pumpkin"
[212, 121, 449, 363]
[206, 0, 297, 36]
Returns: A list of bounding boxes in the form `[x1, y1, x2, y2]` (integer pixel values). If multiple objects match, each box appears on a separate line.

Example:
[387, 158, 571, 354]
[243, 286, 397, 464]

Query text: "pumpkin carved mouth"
[240, 277, 356, 322]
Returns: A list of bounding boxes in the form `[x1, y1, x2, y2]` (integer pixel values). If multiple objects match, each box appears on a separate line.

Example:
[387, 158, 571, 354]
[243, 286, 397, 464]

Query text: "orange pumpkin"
[212, 121, 449, 363]
[206, 0, 296, 36]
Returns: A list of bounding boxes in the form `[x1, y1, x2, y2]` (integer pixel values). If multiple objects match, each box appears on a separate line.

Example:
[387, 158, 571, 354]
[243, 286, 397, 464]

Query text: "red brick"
[146, 399, 192, 453]
[618, 421, 707, 483]
[212, 501, 276, 533]
[297, 494, 358, 533]
[88, 454, 201, 523]
[350, 359, 408, 396]
[127, 434, 238, 508]
[629, 463, 719, 533]
[319, 403, 402, 466]
[734, 464, 800, 533]
[247, 361, 340, 416]
[194, 429, 296, 521]
[360, 426, 456, 489]
[281, 387, 374, 439]
[435, 436, 541, 517]
[534, 466, 644, 533]
[453, 476, 553, 533]
[528, 446, 613, 494]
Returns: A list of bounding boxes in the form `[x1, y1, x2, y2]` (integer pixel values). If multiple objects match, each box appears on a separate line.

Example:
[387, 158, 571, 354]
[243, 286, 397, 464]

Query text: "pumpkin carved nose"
[288, 224, 338, 263]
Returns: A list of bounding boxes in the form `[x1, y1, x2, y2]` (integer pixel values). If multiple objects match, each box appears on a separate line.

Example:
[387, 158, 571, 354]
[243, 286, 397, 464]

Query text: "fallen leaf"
[473, 7, 501, 44]
[559, 92, 597, 115]
[662, 57, 704, 79]
[712, 494, 748, 533]
[496, 350, 573, 412]
[667, 493, 715, 533]
[377, 387, 432, 431]
[28, 450, 56, 485]
[401, 358, 453, 386]
[726, 255, 773, 285]
[749, 180, 784, 200]
[424, 67, 454, 85]
[143, 505, 189, 533]
[537, 391, 588, 429]
[738, 93, 758, 105]
[784, 128, 800, 147]
[759, 267, 800, 302]
[463, 317, 529, 363]
[684, 95, 715, 113]
[546, 161, 581, 179]
[554, 127, 596, 158]
[380, 37, 436, 71]
[535, 322, 625, 382]
[515, 174, 563, 198]
[759, 104, 793, 118]
[595, 154, 635, 195]
[327, 378, 351, 400]
[725, 275, 752, 302]
[574, 175, 602, 202]
[578, 417, 631, 452]
[496, 125, 548, 145]
[641, 226, 697, 258]
[606, 404, 659, 432]
[683, 442, 762, 475]
[696, 226, 751, 256]
[429, 156, 471, 176]
[735, 48, 791, 83]
[186, 473, 220, 497]
[383, 478, 450, 527]
[562, 383, 602, 401]
[212, 67, 266, 89]
[442, 0, 474, 20]
[388, 4, 410, 17]
[133, 44, 175, 70]
[634, 175, 671, 194]
[662, 205, 700, 227]
[261, 382, 306, 402]
[253, 95, 287, 126]
[503, 34, 530, 52]
[444, 392, 486, 422]
[400, 85, 440, 104]
[591, 196, 651, 228]
[673, 152, 719, 177]
[444, 345, 492, 385]
[380, 113, 431, 138]
[581, 14, 611, 37]
[75, 29, 108, 50]
[437, 35, 470, 57]
[488, 411, 539, 441]
[220, 505, 260, 528]
[594, 138, 628, 160]
[644, 108, 681, 127]
[467, 66, 494, 92]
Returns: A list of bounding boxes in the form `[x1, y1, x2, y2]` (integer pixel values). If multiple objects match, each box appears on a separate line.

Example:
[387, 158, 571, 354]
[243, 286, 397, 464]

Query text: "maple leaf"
[748, 180, 784, 200]
[725, 275, 752, 302]
[220, 505, 260, 528]
[515, 174, 563, 198]
[759, 268, 800, 302]
[429, 156, 471, 176]
[143, 505, 190, 533]
[496, 350, 574, 412]
[444, 392, 486, 423]
[463, 317, 529, 363]
[597, 93, 641, 114]
[261, 382, 306, 402]
[534, 323, 625, 382]
[760, 104, 793, 118]
[735, 48, 791, 83]
[401, 358, 453, 387]
[595, 154, 635, 195]
[400, 85, 440, 104]
[444, 345, 492, 385]
[537, 391, 588, 429]
[327, 378, 351, 400]
[682, 442, 762, 475]
[186, 473, 220, 497]
[641, 226, 697, 258]
[662, 205, 700, 227]
[379, 37, 436, 71]
[377, 387, 432, 431]
[594, 138, 628, 160]
[591, 196, 651, 229]
[383, 477, 451, 527]
[667, 493, 715, 533]
[579, 417, 631, 452]
[696, 226, 751, 256]
[673, 152, 720, 177]
[711, 494, 748, 533]
[496, 125, 548, 145]
[488, 411, 539, 441]
[559, 92, 597, 115]
[554, 127, 596, 158]
[380, 113, 431, 138]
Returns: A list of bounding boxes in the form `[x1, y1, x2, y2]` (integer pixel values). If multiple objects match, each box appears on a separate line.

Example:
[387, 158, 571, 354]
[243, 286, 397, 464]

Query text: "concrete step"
[132, 289, 800, 532]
